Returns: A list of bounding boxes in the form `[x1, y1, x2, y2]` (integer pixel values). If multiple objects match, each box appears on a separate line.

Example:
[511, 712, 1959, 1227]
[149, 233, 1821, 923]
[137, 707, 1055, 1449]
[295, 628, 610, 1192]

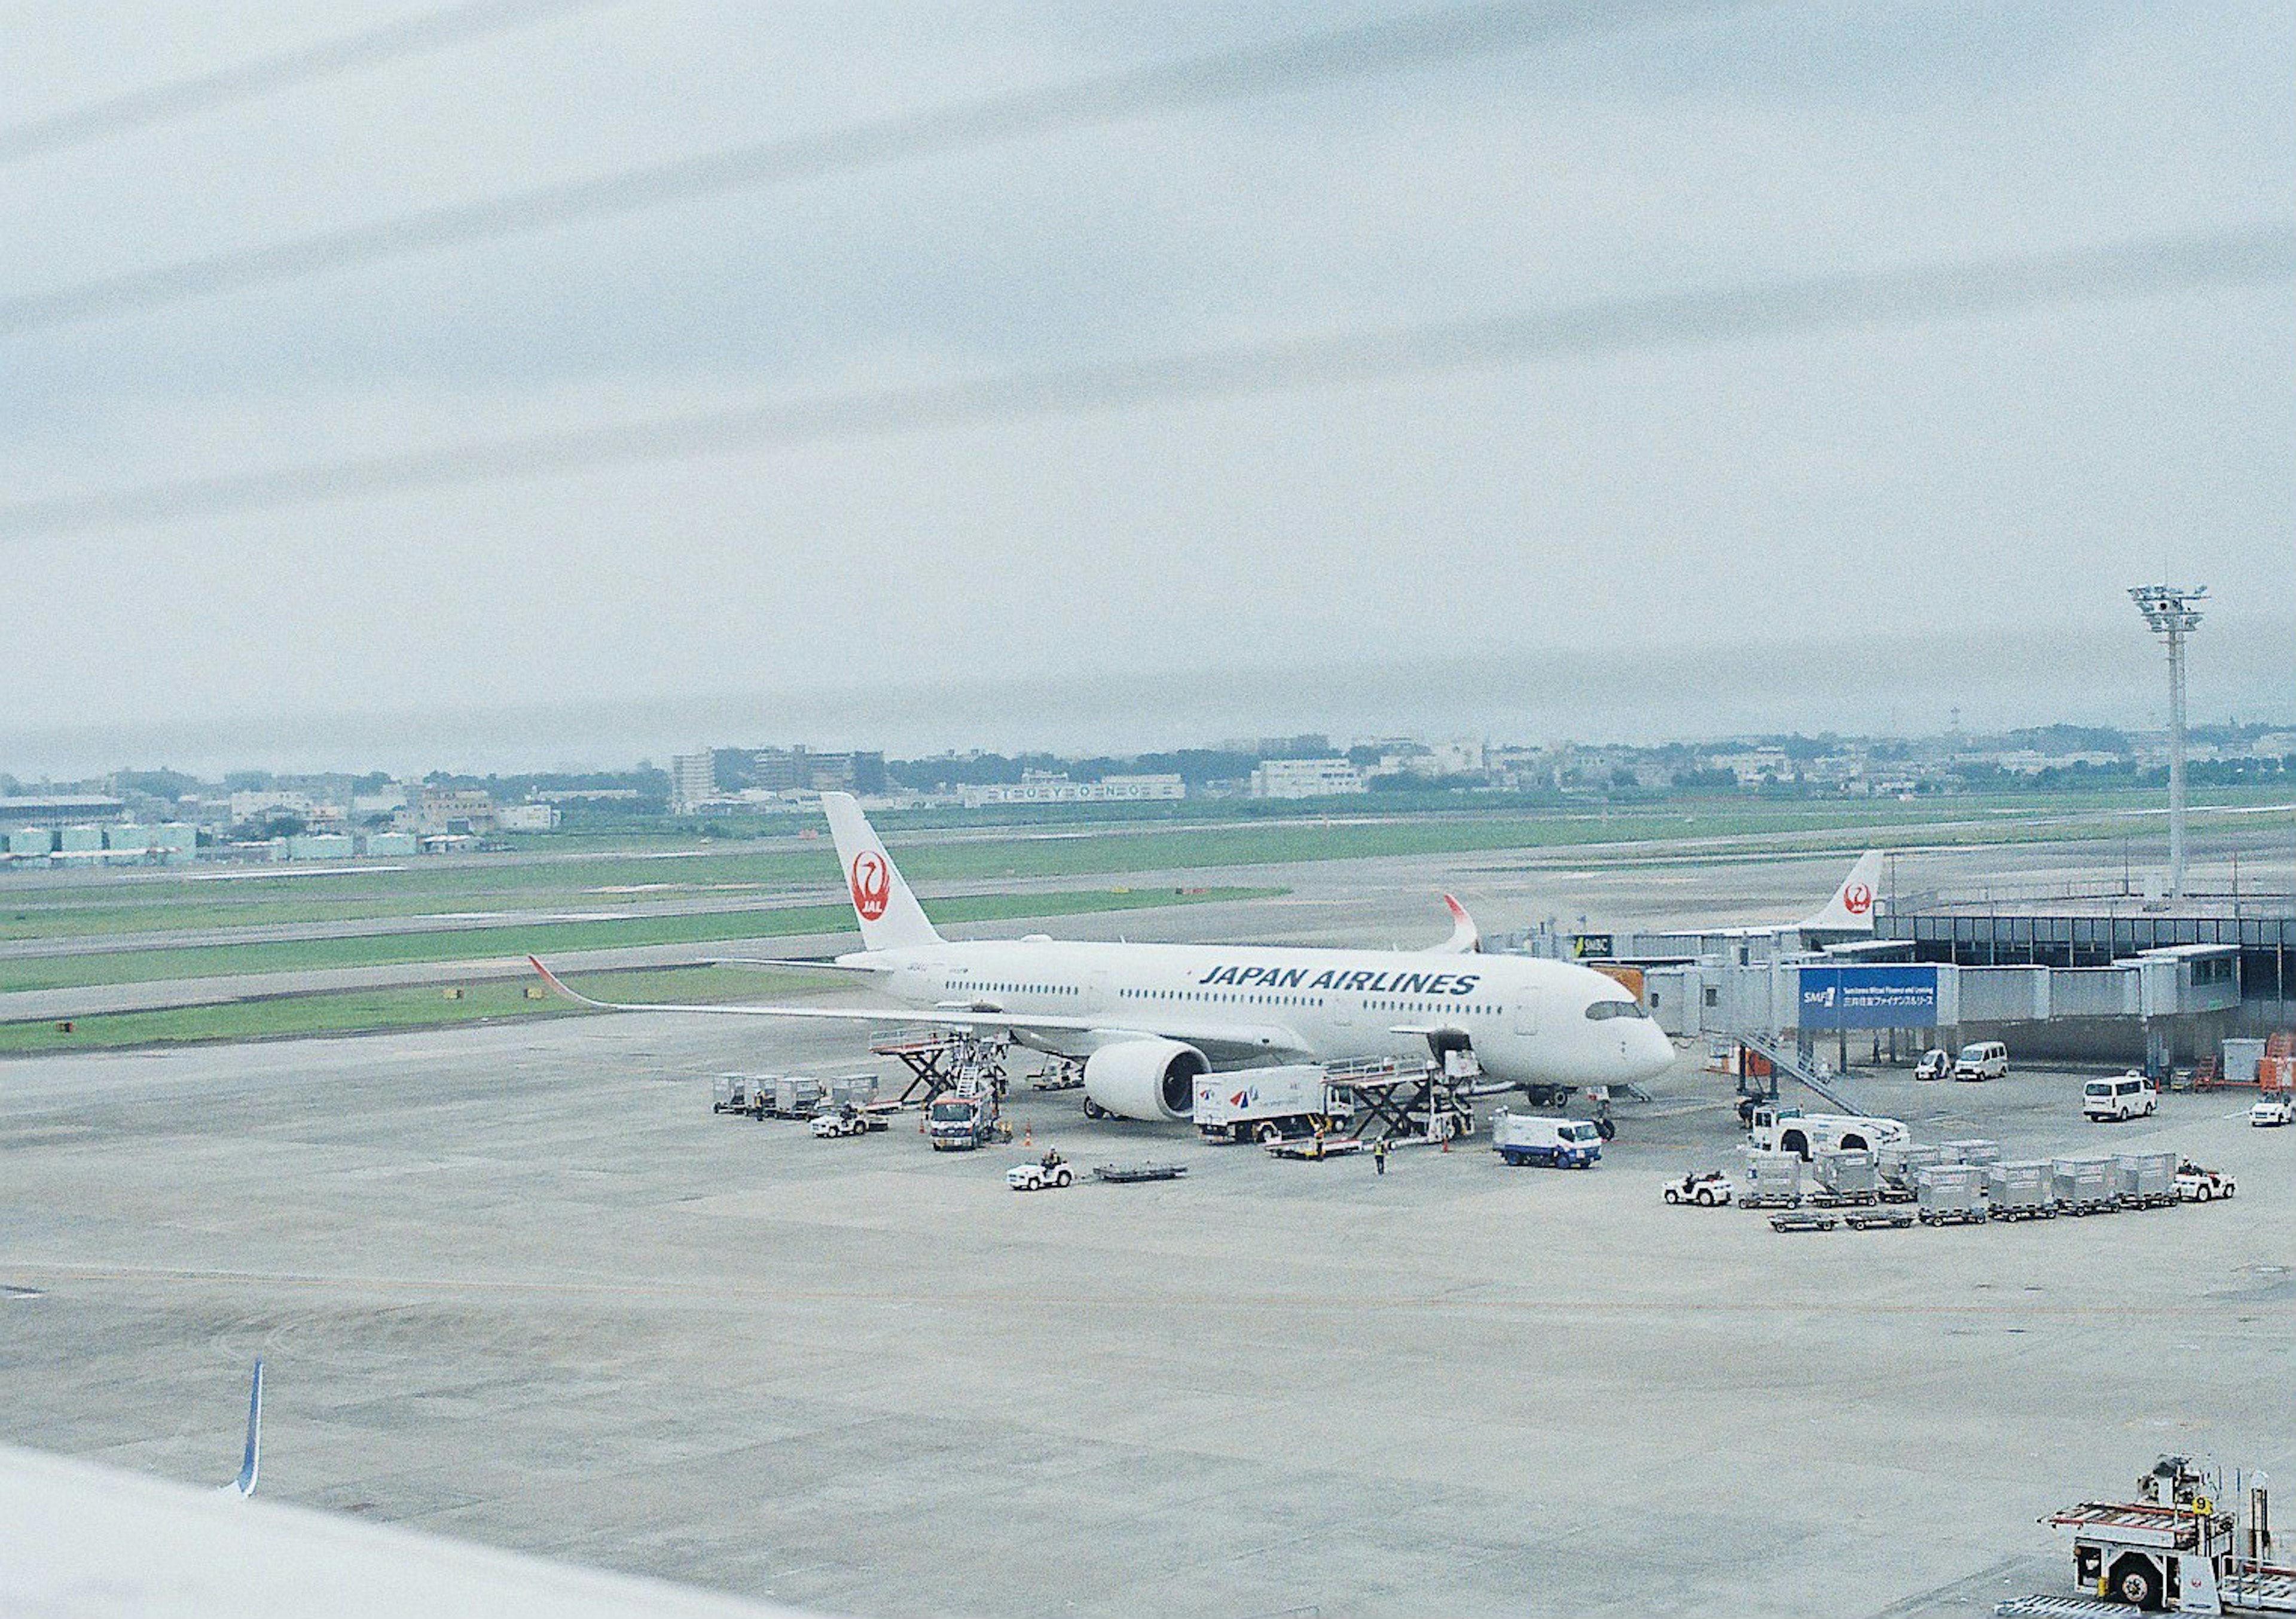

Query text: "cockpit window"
[1584, 998, 1649, 1021]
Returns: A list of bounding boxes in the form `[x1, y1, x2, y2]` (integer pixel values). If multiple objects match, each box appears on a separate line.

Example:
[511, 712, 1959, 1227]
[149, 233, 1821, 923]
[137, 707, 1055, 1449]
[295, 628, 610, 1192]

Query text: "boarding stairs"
[1735, 1033, 1865, 1115]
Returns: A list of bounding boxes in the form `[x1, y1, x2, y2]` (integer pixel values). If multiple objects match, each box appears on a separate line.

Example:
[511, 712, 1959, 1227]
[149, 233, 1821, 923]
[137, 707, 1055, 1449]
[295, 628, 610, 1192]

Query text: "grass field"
[0, 964, 831, 1055]
[8, 787, 2285, 948]
[0, 886, 1280, 995]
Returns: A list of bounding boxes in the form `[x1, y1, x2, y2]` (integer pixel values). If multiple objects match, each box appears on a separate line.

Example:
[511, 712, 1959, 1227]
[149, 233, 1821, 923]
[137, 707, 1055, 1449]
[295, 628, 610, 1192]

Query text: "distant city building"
[751, 747, 887, 795]
[496, 804, 561, 832]
[1249, 759, 1367, 799]
[413, 787, 497, 835]
[959, 772, 1184, 808]
[0, 793, 125, 829]
[351, 785, 409, 817]
[230, 790, 316, 824]
[668, 752, 718, 813]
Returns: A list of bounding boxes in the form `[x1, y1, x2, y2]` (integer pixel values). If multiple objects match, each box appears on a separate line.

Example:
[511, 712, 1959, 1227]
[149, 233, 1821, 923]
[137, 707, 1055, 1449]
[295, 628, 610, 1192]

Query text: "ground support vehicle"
[1996, 1455, 2296, 1616]
[1006, 1152, 1075, 1192]
[1491, 1112, 1602, 1168]
[1916, 1164, 1987, 1224]
[926, 1079, 1009, 1151]
[2176, 1162, 2236, 1202]
[756, 1076, 826, 1120]
[2114, 1151, 2179, 1209]
[1953, 1040, 2010, 1082]
[1745, 1104, 1909, 1159]
[1193, 1063, 1345, 1144]
[1324, 1055, 1474, 1144]
[2053, 1156, 2123, 1216]
[1663, 1171, 1733, 1207]
[2251, 1097, 2295, 1128]
[2087, 1073, 2160, 1122]
[1915, 1047, 1952, 1082]
[1989, 1161, 2058, 1221]
[871, 1027, 1008, 1105]
[1739, 1150, 1804, 1209]
[1267, 1134, 1363, 1162]
[810, 1105, 889, 1139]
[1770, 1208, 1837, 1233]
[1092, 1163, 1188, 1184]
[1027, 1059, 1084, 1093]
[1843, 1206, 1916, 1230]
[1810, 1147, 1882, 1206]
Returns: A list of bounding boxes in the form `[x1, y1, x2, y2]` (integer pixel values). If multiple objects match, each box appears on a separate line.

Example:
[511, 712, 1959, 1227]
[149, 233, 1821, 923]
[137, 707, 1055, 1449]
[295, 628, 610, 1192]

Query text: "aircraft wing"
[528, 958, 1309, 1062]
[704, 957, 889, 976]
[0, 1442, 824, 1619]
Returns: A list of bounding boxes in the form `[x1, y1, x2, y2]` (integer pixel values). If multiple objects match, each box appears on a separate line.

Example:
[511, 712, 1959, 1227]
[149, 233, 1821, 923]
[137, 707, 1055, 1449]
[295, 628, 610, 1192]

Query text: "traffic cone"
[1023, 1123, 1033, 1147]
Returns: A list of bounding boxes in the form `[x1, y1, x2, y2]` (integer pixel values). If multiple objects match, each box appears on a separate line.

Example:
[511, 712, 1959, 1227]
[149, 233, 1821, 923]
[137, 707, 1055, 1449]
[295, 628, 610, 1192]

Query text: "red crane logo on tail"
[850, 851, 891, 922]
[1842, 882, 1873, 917]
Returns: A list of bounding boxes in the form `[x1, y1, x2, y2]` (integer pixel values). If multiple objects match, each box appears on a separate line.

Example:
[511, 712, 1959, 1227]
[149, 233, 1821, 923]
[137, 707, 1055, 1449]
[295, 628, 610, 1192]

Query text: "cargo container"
[1943, 1138, 2001, 1167]
[1878, 1143, 1944, 1202]
[2112, 1150, 2178, 1209]
[823, 1073, 880, 1110]
[2050, 1155, 2120, 1215]
[760, 1076, 826, 1120]
[1987, 1160, 2056, 1220]
[1739, 1148, 1805, 1208]
[1811, 1147, 1881, 1205]
[1916, 1164, 1986, 1224]
[712, 1074, 771, 1114]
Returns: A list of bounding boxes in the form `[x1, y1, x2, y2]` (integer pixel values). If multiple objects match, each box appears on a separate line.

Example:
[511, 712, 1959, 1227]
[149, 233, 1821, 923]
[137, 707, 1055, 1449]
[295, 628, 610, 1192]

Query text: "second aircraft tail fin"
[1801, 851, 1884, 932]
[821, 792, 942, 952]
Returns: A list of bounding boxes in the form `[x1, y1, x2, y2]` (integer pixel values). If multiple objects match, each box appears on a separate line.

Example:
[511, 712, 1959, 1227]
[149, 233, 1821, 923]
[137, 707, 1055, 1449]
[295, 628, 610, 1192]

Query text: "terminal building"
[1521, 882, 2294, 1078]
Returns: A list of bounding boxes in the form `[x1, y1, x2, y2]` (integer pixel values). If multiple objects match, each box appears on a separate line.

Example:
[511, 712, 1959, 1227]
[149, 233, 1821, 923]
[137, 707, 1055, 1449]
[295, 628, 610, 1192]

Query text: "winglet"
[528, 955, 609, 1009]
[1432, 893, 1480, 954]
[226, 1359, 262, 1498]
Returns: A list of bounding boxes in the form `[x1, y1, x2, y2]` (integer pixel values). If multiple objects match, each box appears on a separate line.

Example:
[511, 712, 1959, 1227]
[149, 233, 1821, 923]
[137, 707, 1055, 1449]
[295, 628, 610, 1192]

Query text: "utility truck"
[1491, 1112, 1602, 1169]
[926, 1077, 1008, 1151]
[1744, 1104, 1908, 1160]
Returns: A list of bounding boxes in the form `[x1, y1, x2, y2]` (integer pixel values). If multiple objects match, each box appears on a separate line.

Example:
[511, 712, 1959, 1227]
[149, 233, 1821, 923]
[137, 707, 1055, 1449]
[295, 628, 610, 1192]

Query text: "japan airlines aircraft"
[531, 794, 1675, 1121]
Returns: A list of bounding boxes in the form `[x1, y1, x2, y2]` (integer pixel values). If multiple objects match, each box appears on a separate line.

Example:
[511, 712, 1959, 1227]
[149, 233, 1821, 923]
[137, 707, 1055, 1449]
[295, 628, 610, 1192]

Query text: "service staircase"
[1735, 1032, 1866, 1115]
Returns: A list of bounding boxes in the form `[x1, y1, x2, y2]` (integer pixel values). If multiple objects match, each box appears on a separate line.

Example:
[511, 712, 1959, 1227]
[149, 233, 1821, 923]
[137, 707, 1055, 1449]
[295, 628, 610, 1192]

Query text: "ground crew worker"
[1373, 1138, 1389, 1175]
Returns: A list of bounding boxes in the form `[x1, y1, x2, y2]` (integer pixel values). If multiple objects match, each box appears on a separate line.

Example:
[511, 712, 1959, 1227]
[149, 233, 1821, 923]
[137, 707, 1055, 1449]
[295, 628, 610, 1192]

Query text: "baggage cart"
[1811, 1147, 1881, 1206]
[1987, 1160, 2057, 1220]
[1770, 1208, 1838, 1233]
[1740, 1149, 1804, 1209]
[1843, 1205, 1916, 1230]
[1916, 1163, 1987, 1225]
[1878, 1143, 1943, 1203]
[2112, 1150, 2178, 1210]
[2051, 1155, 2120, 1216]
[1943, 1138, 2001, 1167]
[759, 1076, 825, 1120]
[712, 1073, 768, 1114]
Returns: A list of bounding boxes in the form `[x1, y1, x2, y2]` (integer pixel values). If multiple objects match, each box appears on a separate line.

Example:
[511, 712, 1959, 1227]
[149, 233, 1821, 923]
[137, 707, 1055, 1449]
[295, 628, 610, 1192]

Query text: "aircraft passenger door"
[1512, 991, 1540, 1036]
[1088, 970, 1110, 1015]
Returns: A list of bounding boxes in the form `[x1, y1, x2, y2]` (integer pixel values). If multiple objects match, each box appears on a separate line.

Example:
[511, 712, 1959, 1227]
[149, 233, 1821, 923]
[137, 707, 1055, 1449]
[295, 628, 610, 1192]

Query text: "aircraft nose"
[1622, 1023, 1674, 1082]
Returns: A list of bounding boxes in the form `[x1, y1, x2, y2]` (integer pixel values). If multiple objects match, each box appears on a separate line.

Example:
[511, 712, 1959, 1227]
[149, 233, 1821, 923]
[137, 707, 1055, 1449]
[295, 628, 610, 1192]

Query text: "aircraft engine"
[1082, 1038, 1208, 1122]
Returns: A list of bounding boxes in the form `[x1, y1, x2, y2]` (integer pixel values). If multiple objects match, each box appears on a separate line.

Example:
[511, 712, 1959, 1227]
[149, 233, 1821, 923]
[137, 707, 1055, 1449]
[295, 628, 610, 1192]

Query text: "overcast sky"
[2, 1, 2290, 774]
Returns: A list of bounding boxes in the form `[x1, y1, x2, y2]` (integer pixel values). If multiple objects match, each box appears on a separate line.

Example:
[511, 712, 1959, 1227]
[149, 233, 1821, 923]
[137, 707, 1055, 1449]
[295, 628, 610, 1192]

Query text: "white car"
[1662, 1171, 1734, 1207]
[2250, 1097, 2295, 1128]
[1913, 1048, 1952, 1082]
[1006, 1155, 1076, 1192]
[1952, 1041, 2009, 1082]
[2175, 1162, 2236, 1202]
[2084, 1073, 2158, 1122]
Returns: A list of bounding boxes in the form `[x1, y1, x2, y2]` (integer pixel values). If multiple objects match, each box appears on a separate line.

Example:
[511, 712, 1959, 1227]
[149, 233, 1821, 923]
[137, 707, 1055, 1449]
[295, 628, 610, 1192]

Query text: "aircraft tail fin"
[1430, 893, 1480, 954]
[821, 792, 942, 952]
[1801, 851, 1884, 931]
[224, 1358, 262, 1498]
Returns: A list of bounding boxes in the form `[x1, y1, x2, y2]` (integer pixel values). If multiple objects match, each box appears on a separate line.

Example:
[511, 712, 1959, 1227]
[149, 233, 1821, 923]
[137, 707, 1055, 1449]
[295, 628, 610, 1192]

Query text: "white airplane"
[1656, 850, 1885, 946]
[530, 793, 1675, 1119]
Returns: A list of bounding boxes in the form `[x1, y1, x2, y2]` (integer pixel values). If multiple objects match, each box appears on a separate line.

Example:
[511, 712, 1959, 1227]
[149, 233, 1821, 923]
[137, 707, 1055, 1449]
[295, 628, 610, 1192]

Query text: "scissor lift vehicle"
[1997, 1456, 2293, 1617]
[870, 1028, 1009, 1105]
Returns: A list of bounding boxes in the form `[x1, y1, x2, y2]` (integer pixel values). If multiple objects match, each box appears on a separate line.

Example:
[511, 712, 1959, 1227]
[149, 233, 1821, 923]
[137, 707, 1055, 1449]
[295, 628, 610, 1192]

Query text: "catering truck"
[1192, 1064, 1344, 1144]
[1491, 1112, 1603, 1169]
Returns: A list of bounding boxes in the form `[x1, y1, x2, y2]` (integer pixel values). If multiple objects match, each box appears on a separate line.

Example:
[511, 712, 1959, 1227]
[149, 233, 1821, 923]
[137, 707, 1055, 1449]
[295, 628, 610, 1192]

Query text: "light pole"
[2129, 584, 2207, 898]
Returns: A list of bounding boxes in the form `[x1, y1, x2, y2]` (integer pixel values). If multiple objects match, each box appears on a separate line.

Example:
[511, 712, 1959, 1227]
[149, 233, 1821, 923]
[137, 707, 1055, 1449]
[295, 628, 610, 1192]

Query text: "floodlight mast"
[2129, 584, 2207, 898]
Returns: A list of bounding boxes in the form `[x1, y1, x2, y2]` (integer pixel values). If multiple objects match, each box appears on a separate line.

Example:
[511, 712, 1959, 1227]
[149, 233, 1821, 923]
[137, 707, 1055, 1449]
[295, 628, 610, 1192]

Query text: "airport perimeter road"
[3, 1009, 2290, 1619]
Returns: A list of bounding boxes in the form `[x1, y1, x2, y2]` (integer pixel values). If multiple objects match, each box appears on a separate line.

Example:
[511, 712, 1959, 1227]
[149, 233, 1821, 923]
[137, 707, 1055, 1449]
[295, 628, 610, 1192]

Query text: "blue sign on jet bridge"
[1798, 964, 1939, 1030]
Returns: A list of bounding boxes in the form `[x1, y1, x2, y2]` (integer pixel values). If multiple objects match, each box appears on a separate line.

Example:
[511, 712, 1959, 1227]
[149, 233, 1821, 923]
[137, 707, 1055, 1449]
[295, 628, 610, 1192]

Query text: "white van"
[2083, 1073, 2157, 1122]
[1952, 1041, 2009, 1082]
